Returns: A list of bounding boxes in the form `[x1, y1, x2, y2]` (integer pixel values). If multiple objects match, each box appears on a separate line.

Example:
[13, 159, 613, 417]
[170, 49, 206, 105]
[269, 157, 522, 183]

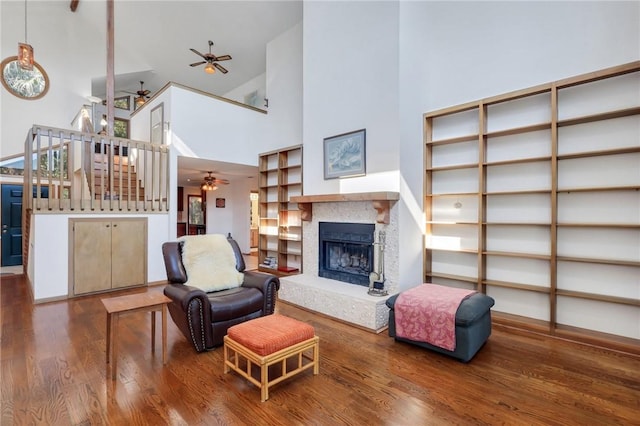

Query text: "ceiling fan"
[189, 40, 232, 74]
[124, 81, 151, 108]
[201, 171, 229, 191]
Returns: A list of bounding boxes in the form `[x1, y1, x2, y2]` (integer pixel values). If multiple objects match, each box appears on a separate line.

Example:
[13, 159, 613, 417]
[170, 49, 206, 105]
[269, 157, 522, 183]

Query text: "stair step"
[93, 172, 138, 181]
[94, 194, 146, 201]
[92, 164, 132, 173]
[93, 153, 130, 164]
[93, 187, 145, 195]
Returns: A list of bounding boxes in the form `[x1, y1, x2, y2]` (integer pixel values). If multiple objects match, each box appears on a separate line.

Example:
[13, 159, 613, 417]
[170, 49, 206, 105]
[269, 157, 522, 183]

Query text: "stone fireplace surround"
[278, 192, 399, 332]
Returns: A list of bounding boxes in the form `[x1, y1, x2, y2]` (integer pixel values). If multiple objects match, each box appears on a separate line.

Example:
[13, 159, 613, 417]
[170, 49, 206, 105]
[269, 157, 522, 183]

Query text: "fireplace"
[278, 193, 400, 331]
[318, 222, 374, 286]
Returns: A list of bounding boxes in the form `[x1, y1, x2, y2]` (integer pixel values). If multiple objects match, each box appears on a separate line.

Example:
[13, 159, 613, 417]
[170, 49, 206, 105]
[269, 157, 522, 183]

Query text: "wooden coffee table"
[101, 292, 171, 380]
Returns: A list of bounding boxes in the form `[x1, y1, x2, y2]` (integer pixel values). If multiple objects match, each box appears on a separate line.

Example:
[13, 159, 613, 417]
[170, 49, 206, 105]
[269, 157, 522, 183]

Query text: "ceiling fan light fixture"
[204, 62, 215, 74]
[201, 171, 226, 191]
[135, 96, 146, 108]
[201, 181, 217, 191]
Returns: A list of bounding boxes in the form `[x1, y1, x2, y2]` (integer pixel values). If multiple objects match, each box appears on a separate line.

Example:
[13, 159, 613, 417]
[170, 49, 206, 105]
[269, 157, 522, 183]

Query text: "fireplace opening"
[318, 222, 374, 286]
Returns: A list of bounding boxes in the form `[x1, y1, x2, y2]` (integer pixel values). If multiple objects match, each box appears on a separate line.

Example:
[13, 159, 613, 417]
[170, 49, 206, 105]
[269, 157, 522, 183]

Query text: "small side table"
[101, 292, 171, 380]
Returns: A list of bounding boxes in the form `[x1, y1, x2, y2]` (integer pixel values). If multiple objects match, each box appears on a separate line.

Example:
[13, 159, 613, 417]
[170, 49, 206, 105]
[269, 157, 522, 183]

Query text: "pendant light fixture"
[18, 0, 34, 70]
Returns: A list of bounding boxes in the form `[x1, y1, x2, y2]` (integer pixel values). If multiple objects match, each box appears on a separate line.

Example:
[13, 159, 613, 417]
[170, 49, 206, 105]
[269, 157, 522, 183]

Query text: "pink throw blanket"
[395, 284, 476, 351]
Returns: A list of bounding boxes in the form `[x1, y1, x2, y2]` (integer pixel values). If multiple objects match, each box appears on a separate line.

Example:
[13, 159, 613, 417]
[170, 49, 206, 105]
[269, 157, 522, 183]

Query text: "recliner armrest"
[242, 271, 280, 315]
[164, 282, 210, 311]
[163, 283, 213, 352]
[242, 270, 280, 292]
[162, 242, 187, 283]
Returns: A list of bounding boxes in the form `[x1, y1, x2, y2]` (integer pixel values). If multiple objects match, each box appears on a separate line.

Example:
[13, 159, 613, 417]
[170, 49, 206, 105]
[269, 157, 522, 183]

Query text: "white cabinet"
[71, 218, 147, 295]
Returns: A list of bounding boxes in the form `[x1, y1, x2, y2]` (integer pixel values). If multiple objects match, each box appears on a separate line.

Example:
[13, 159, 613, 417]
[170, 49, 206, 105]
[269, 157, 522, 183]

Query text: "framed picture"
[188, 195, 204, 225]
[323, 129, 366, 179]
[216, 198, 226, 208]
[113, 117, 129, 138]
[150, 103, 164, 145]
[102, 95, 130, 110]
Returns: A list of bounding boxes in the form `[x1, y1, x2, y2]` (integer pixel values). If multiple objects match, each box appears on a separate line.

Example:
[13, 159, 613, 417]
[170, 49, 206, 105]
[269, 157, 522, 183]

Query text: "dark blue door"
[1, 184, 48, 266]
[1, 185, 24, 266]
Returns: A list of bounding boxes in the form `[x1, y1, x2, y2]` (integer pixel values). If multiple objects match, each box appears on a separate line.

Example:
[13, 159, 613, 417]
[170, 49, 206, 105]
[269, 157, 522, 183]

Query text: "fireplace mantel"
[291, 192, 399, 224]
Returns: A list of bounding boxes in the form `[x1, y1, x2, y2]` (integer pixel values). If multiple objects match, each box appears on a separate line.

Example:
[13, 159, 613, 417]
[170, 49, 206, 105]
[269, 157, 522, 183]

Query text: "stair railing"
[23, 124, 170, 214]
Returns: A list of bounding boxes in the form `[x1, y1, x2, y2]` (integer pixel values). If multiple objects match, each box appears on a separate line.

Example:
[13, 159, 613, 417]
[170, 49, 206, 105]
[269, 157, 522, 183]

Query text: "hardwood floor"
[1, 274, 639, 425]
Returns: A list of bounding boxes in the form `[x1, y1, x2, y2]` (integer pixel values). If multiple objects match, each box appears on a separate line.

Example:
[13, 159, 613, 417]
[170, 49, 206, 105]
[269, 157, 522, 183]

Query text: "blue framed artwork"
[323, 128, 366, 179]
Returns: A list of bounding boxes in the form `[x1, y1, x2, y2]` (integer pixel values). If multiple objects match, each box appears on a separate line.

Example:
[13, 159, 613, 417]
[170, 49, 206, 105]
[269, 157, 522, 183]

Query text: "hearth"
[318, 222, 374, 286]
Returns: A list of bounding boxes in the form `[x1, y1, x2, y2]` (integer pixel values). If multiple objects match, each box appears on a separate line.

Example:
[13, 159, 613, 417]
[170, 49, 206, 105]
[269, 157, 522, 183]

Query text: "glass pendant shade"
[18, 43, 33, 71]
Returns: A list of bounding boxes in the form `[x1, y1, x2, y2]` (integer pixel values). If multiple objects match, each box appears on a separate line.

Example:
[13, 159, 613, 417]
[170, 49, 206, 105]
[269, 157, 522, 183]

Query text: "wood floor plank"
[1, 275, 639, 425]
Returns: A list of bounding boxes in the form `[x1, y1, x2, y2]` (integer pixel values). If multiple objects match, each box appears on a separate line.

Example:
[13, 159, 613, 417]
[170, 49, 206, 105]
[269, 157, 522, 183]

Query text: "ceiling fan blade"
[189, 61, 206, 67]
[190, 48, 207, 59]
[214, 63, 228, 74]
[212, 178, 229, 185]
[215, 55, 232, 61]
[142, 90, 150, 96]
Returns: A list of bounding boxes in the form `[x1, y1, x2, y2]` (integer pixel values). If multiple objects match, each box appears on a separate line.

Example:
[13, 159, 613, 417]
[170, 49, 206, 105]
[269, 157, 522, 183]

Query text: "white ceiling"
[83, 1, 303, 190]
[90, 1, 302, 99]
[177, 156, 259, 190]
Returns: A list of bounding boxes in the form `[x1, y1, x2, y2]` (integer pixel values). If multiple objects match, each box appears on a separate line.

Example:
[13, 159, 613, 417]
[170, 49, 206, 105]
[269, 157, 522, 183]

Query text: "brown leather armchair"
[162, 236, 280, 352]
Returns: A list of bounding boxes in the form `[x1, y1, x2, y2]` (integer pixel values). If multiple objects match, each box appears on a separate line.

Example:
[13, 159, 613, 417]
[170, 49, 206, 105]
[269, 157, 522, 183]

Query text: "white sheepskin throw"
[179, 234, 244, 292]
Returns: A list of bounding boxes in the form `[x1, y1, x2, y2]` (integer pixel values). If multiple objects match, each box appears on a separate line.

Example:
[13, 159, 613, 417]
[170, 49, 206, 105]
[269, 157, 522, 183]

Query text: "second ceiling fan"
[200, 171, 229, 191]
[189, 40, 232, 74]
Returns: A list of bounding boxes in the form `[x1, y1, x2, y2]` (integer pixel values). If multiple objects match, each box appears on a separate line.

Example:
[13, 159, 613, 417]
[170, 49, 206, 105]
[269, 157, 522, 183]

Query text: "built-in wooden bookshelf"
[258, 145, 303, 275]
[424, 61, 640, 352]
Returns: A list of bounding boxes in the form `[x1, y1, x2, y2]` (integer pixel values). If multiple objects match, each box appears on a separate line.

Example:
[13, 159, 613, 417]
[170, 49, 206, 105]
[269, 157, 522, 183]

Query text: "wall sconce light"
[99, 114, 107, 135]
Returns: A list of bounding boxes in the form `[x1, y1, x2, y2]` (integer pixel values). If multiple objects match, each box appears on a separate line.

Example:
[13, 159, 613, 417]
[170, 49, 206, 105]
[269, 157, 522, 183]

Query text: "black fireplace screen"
[318, 222, 374, 286]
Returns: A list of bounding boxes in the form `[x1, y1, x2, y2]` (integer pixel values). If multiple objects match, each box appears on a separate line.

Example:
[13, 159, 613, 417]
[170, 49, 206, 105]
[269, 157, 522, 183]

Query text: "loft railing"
[22, 125, 170, 214]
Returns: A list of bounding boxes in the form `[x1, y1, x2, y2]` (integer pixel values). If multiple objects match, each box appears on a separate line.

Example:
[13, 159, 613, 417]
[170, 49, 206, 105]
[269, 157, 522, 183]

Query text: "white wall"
[0, 1, 105, 157]
[204, 177, 254, 252]
[399, 1, 640, 114]
[264, 22, 303, 152]
[223, 73, 266, 107]
[303, 2, 400, 196]
[167, 87, 268, 165]
[128, 84, 276, 254]
[31, 213, 169, 301]
[301, 1, 424, 290]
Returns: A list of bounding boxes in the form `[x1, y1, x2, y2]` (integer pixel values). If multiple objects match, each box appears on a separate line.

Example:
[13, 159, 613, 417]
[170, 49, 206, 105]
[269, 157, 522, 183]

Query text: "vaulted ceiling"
[79, 1, 302, 188]
[84, 1, 302, 100]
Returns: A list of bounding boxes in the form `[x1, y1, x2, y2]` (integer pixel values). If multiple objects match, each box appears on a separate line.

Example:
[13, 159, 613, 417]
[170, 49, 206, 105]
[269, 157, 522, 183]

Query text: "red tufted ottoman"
[223, 314, 319, 401]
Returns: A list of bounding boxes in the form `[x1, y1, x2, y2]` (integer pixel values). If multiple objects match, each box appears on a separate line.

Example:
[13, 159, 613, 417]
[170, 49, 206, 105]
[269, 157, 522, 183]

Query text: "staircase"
[91, 153, 145, 201]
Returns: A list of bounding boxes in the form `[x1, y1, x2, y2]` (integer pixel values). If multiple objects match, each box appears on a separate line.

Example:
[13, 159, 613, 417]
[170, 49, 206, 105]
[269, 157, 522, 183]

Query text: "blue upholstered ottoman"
[386, 291, 494, 362]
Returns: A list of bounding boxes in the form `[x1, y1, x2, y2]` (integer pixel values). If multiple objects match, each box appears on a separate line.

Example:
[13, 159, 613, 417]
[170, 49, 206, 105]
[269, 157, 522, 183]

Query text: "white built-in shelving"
[424, 61, 640, 352]
[258, 145, 303, 275]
